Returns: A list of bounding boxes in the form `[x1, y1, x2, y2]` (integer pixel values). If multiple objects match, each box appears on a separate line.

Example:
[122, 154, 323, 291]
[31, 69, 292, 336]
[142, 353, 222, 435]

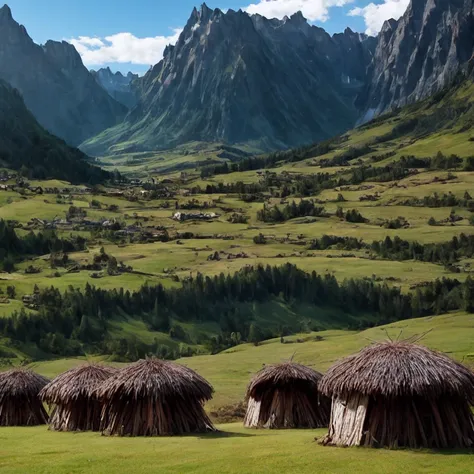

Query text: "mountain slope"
[82, 4, 375, 155]
[360, 0, 474, 121]
[0, 79, 110, 184]
[91, 67, 139, 109]
[0, 5, 126, 146]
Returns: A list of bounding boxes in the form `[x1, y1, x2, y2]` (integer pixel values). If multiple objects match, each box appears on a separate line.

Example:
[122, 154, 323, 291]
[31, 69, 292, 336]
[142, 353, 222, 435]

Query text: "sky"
[5, 0, 410, 74]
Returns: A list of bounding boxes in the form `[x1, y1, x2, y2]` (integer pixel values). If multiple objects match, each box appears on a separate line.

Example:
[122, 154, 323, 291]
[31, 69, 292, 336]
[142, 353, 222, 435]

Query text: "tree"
[107, 256, 118, 275]
[248, 323, 264, 346]
[2, 255, 15, 273]
[463, 276, 474, 313]
[6, 286, 16, 299]
[150, 299, 170, 332]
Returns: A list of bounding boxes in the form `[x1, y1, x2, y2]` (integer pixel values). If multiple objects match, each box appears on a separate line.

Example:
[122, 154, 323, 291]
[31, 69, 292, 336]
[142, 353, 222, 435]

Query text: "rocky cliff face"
[91, 67, 139, 108]
[361, 0, 474, 120]
[0, 5, 126, 146]
[83, 4, 375, 154]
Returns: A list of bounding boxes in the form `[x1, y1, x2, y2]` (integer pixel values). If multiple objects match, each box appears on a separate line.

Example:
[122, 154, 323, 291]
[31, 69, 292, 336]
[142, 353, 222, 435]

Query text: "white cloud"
[244, 0, 353, 23]
[348, 0, 409, 35]
[69, 29, 182, 67]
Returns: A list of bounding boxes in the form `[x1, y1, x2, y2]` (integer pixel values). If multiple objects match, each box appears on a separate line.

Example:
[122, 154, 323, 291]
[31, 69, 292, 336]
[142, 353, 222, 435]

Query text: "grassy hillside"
[25, 311, 474, 409]
[0, 79, 110, 184]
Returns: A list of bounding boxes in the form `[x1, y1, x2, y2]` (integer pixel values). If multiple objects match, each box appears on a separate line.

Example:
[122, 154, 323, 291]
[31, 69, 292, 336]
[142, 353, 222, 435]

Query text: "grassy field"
[1, 423, 473, 474]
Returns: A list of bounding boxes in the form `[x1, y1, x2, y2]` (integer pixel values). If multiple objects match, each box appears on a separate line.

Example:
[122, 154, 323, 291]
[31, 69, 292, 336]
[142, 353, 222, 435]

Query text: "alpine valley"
[0, 1, 473, 472]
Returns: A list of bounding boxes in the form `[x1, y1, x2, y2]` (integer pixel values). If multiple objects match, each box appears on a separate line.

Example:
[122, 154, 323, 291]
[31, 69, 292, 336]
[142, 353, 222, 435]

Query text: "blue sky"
[5, 0, 409, 74]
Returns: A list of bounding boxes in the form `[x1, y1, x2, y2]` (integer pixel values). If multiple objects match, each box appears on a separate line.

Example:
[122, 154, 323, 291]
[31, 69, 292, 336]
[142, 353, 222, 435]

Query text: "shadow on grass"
[194, 430, 255, 439]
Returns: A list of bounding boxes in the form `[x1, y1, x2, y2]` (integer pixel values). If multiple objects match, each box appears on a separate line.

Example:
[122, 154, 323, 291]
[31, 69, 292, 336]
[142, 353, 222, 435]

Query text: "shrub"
[253, 233, 267, 245]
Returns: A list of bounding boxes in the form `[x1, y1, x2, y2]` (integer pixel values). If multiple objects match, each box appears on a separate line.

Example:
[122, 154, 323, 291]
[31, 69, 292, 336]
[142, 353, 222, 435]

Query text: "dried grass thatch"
[96, 358, 216, 436]
[40, 364, 116, 431]
[0, 368, 49, 426]
[244, 362, 330, 429]
[319, 341, 474, 449]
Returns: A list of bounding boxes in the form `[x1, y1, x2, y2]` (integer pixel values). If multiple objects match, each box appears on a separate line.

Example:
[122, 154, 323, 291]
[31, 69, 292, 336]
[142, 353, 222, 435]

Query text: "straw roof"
[246, 362, 323, 397]
[319, 342, 474, 400]
[0, 368, 49, 398]
[96, 358, 213, 401]
[40, 364, 116, 404]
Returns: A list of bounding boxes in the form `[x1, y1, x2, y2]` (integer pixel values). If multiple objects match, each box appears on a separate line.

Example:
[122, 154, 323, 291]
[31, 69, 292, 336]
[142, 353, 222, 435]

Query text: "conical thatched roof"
[0, 368, 49, 398]
[40, 364, 117, 404]
[96, 358, 213, 401]
[319, 342, 474, 400]
[246, 362, 323, 397]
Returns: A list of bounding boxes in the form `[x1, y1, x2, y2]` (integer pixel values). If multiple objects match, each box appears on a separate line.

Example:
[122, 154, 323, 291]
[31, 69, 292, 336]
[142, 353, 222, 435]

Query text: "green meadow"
[1, 424, 473, 474]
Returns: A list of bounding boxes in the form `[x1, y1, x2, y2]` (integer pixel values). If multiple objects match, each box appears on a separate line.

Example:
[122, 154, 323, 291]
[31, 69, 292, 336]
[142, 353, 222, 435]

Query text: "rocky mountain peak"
[43, 40, 84, 69]
[0, 3, 12, 21]
[200, 2, 213, 20]
[288, 11, 306, 25]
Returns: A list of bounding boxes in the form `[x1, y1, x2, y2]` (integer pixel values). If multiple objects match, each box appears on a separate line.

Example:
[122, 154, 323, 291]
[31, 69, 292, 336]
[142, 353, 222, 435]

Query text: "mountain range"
[82, 0, 474, 155]
[82, 5, 377, 155]
[0, 0, 473, 157]
[0, 4, 126, 147]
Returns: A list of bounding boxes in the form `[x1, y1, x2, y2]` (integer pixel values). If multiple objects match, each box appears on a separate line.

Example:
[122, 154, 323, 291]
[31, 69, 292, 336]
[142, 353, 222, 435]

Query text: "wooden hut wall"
[326, 394, 474, 449]
[244, 397, 261, 428]
[361, 395, 474, 449]
[48, 398, 103, 431]
[101, 395, 215, 436]
[326, 394, 368, 446]
[0, 393, 48, 426]
[245, 387, 329, 429]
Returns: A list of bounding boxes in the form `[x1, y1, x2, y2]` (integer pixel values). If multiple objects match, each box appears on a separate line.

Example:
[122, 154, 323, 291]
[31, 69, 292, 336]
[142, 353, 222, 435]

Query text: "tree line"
[1, 264, 473, 360]
[308, 233, 474, 266]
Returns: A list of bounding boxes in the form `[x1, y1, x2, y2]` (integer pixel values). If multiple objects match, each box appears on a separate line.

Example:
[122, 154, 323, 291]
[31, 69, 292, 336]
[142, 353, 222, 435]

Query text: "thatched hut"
[319, 341, 474, 448]
[96, 358, 216, 436]
[40, 364, 116, 431]
[0, 368, 49, 426]
[244, 362, 330, 429]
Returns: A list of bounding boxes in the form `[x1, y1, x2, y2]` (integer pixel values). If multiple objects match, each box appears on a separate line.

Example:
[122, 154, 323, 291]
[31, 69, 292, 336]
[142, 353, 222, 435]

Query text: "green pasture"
[1, 423, 472, 474]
